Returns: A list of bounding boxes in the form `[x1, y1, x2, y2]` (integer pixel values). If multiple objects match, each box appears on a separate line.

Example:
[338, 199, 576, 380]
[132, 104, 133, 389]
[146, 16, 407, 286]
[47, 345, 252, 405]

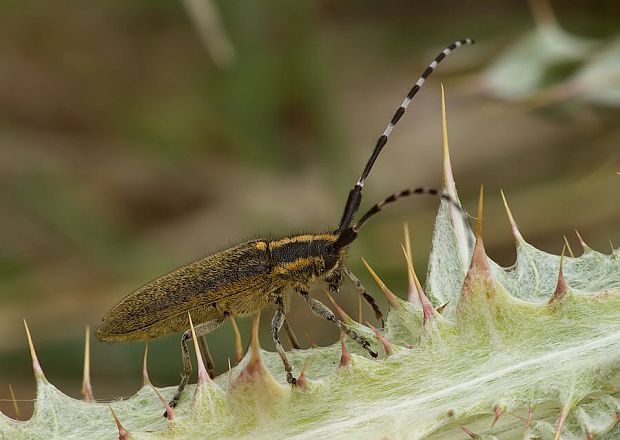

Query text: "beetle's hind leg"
[272, 295, 297, 385]
[168, 315, 227, 413]
[298, 290, 378, 358]
[342, 266, 385, 327]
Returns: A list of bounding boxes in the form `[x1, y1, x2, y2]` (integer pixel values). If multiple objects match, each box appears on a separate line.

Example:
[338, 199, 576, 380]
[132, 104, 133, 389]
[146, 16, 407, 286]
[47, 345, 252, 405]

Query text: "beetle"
[97, 38, 474, 409]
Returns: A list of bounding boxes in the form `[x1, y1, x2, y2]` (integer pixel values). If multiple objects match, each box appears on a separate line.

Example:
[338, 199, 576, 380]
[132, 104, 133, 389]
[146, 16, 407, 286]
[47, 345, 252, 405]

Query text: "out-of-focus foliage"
[482, 1, 620, 107]
[482, 22, 600, 100]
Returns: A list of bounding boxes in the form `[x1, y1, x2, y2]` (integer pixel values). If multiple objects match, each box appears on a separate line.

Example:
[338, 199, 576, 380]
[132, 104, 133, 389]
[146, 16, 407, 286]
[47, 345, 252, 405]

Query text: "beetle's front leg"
[272, 295, 296, 385]
[324, 267, 343, 294]
[342, 266, 385, 327]
[298, 289, 378, 358]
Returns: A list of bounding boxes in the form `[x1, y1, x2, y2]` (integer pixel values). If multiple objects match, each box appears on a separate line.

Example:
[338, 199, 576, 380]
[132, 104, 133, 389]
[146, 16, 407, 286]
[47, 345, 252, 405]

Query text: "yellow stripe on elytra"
[273, 257, 319, 275]
[255, 241, 267, 251]
[269, 234, 337, 249]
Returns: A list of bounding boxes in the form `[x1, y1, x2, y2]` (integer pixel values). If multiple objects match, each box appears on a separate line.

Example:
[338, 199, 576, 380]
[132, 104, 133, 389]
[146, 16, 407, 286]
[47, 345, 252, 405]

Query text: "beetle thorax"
[268, 233, 341, 279]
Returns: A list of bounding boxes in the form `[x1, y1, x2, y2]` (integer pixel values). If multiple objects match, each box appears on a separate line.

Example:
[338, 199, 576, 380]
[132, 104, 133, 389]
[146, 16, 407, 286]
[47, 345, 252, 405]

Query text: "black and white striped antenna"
[335, 38, 474, 236]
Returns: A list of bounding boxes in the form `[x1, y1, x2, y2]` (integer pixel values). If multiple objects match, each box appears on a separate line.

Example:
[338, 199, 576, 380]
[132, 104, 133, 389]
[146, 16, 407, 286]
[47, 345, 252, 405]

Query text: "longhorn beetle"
[97, 38, 475, 410]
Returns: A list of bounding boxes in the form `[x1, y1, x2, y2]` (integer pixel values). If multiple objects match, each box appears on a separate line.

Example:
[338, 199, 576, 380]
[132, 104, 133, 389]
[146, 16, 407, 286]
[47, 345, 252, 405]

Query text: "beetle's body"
[97, 39, 474, 411]
[97, 233, 343, 342]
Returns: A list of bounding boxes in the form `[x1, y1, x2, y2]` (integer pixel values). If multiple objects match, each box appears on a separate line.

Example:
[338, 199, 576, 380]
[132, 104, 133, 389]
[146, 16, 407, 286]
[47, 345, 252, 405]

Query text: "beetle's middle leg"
[168, 315, 227, 411]
[298, 290, 378, 358]
[272, 295, 297, 385]
[342, 266, 385, 327]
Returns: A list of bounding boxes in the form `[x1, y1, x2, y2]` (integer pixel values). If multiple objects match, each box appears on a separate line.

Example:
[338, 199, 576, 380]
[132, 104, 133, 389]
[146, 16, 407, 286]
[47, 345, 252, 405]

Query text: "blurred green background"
[1, 0, 619, 417]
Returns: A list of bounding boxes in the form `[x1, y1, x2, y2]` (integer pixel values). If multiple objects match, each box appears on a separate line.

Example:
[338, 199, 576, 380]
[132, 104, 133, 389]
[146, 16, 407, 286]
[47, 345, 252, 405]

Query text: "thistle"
[2, 91, 618, 440]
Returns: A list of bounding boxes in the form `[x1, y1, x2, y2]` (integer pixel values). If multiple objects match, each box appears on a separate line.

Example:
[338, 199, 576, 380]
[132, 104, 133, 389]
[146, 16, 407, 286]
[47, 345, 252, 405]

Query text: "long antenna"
[356, 38, 474, 187]
[336, 38, 474, 233]
[353, 187, 465, 233]
[335, 186, 471, 250]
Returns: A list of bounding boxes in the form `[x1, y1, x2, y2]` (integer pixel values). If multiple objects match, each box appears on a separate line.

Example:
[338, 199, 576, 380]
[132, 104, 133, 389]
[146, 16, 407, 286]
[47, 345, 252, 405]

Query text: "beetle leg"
[342, 266, 385, 327]
[168, 315, 227, 413]
[282, 318, 301, 349]
[324, 268, 343, 294]
[298, 290, 378, 358]
[272, 296, 297, 385]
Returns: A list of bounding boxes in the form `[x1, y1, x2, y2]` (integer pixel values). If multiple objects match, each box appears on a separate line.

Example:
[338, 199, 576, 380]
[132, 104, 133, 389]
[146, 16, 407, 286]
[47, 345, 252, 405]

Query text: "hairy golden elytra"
[97, 234, 342, 341]
[97, 39, 474, 410]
